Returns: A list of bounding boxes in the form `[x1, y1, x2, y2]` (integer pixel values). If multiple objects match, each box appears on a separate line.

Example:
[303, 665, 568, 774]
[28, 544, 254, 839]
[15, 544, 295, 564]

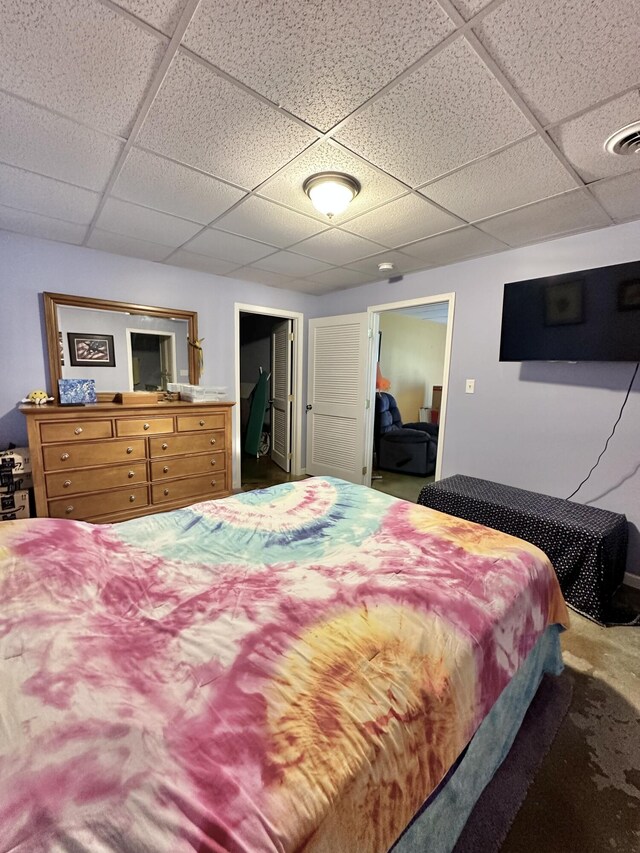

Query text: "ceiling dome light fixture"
[303, 172, 361, 218]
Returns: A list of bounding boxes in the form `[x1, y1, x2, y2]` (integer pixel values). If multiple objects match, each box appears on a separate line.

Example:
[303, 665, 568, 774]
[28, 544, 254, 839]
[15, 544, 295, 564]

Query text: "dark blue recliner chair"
[374, 392, 438, 476]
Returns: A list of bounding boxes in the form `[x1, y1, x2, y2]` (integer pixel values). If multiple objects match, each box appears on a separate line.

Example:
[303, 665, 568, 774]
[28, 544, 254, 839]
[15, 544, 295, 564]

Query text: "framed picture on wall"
[67, 332, 116, 367]
[618, 279, 640, 311]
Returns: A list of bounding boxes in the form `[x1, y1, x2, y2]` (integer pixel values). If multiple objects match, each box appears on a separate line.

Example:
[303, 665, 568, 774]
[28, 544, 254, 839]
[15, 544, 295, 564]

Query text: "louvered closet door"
[307, 313, 370, 484]
[270, 319, 292, 472]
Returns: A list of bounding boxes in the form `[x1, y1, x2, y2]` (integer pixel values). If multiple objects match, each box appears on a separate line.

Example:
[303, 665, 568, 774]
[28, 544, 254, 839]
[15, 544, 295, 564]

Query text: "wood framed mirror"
[44, 292, 200, 402]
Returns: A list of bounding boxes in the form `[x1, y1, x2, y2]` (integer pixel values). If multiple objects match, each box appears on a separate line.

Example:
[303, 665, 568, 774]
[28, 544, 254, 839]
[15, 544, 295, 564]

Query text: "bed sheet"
[0, 476, 568, 852]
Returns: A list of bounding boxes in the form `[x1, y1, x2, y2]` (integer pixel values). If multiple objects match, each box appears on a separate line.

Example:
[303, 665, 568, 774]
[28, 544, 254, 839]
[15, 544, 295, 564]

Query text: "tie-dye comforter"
[0, 477, 568, 853]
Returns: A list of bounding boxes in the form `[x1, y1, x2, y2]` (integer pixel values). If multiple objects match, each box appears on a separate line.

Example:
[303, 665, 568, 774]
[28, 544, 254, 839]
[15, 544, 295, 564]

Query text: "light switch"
[465, 379, 475, 394]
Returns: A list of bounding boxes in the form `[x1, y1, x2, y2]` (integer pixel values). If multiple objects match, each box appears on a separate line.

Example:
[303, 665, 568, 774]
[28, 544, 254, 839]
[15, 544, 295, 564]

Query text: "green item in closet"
[244, 369, 270, 456]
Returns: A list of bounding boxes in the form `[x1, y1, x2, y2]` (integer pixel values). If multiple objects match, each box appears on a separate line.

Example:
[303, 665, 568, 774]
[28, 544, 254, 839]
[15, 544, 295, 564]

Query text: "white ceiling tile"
[0, 92, 123, 192]
[184, 229, 277, 264]
[420, 136, 578, 221]
[258, 140, 408, 223]
[589, 173, 640, 223]
[0, 205, 86, 245]
[336, 37, 533, 186]
[214, 196, 327, 247]
[276, 278, 337, 295]
[0, 163, 100, 225]
[549, 91, 640, 183]
[476, 0, 640, 125]
[183, 0, 455, 131]
[346, 250, 428, 277]
[293, 230, 384, 265]
[476, 191, 611, 246]
[400, 227, 506, 264]
[95, 198, 202, 246]
[449, 0, 493, 19]
[251, 252, 333, 277]
[138, 53, 318, 188]
[167, 250, 240, 276]
[110, 0, 189, 35]
[86, 228, 174, 262]
[0, 0, 166, 136]
[342, 194, 462, 246]
[114, 148, 246, 224]
[304, 268, 374, 288]
[230, 267, 299, 288]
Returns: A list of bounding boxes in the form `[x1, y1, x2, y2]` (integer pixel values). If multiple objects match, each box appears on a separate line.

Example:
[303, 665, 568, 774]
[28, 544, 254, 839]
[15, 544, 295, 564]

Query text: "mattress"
[0, 476, 569, 852]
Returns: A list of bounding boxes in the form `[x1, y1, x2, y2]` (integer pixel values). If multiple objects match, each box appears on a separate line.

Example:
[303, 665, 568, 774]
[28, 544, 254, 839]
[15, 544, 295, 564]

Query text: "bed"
[0, 476, 569, 852]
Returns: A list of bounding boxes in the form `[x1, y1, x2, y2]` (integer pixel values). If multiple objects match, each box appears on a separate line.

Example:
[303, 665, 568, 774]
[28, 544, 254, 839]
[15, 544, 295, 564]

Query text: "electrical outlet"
[465, 379, 475, 394]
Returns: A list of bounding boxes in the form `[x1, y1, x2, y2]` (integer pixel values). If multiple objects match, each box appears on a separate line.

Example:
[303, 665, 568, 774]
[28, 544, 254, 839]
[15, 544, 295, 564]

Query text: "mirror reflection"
[57, 305, 190, 392]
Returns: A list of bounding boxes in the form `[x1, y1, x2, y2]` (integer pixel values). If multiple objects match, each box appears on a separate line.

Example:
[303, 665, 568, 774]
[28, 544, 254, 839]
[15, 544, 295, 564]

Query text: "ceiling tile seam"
[0, 86, 128, 145]
[106, 192, 230, 229]
[269, 233, 390, 263]
[464, 186, 597, 229]
[94, 0, 172, 42]
[463, 30, 615, 226]
[82, 0, 206, 248]
[394, 223, 512, 255]
[89, 223, 176, 252]
[0, 158, 104, 197]
[0, 225, 82, 247]
[0, 199, 94, 228]
[414, 132, 539, 191]
[502, 222, 614, 250]
[542, 85, 640, 133]
[178, 46, 324, 138]
[132, 143, 252, 193]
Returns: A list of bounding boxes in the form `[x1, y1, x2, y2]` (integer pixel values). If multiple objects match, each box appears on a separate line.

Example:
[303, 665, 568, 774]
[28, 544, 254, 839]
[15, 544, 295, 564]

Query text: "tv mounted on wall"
[499, 260, 640, 362]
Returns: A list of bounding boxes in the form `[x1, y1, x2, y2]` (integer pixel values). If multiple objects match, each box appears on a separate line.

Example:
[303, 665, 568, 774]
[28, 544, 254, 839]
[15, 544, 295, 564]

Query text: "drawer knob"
[210, 438, 216, 445]
[210, 459, 216, 466]
[163, 466, 169, 473]
[60, 452, 70, 461]
[143, 423, 150, 430]
[74, 427, 83, 435]
[65, 505, 74, 514]
[128, 470, 135, 478]
[63, 479, 71, 488]
[126, 446, 133, 454]
[210, 479, 216, 487]
[163, 488, 169, 496]
[162, 443, 168, 450]
[199, 419, 205, 426]
[129, 495, 136, 503]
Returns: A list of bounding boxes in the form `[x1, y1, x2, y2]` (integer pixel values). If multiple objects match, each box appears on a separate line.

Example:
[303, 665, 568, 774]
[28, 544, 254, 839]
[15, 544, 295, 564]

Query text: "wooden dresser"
[22, 401, 234, 523]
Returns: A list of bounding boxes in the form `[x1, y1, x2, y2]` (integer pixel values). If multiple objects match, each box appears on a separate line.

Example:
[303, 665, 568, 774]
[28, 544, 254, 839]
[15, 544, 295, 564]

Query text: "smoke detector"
[377, 261, 394, 272]
[604, 121, 640, 156]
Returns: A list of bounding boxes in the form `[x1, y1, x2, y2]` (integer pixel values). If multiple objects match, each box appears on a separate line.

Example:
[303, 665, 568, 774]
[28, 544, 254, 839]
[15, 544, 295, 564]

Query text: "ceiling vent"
[604, 121, 640, 156]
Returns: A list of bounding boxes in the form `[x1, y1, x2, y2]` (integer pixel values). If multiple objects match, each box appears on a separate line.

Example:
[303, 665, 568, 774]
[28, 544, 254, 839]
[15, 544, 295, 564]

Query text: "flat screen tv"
[499, 260, 640, 362]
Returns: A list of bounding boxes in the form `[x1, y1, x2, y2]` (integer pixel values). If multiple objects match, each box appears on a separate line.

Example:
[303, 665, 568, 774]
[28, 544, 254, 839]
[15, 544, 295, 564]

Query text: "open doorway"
[126, 329, 176, 391]
[366, 294, 454, 502]
[234, 304, 304, 492]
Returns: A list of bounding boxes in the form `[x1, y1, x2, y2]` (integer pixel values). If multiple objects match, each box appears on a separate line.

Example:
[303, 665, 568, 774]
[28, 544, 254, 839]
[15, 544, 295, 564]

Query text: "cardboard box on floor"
[0, 447, 32, 475]
[0, 490, 30, 520]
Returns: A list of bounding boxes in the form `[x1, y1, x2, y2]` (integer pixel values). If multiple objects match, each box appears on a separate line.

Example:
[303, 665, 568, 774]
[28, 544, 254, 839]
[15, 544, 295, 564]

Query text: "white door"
[270, 319, 293, 472]
[306, 313, 373, 484]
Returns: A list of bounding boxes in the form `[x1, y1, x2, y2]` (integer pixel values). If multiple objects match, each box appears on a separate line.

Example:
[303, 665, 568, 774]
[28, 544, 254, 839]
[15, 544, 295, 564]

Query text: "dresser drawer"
[40, 419, 113, 443]
[152, 473, 228, 505]
[149, 430, 225, 458]
[115, 417, 174, 437]
[46, 462, 147, 497]
[177, 413, 226, 432]
[43, 439, 146, 471]
[48, 485, 149, 520]
[150, 452, 225, 481]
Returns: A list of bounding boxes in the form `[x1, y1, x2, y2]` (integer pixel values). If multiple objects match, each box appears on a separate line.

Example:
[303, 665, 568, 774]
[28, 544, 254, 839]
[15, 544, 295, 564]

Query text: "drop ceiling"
[1, 0, 639, 294]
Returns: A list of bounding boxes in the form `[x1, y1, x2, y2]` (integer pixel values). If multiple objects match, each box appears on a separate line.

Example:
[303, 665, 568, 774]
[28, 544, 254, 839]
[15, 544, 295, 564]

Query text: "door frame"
[233, 303, 304, 490]
[125, 328, 177, 391]
[365, 292, 455, 485]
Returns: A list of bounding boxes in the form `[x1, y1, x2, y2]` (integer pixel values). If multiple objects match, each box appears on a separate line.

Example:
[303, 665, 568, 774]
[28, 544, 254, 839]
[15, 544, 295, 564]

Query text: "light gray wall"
[0, 231, 318, 479]
[314, 220, 640, 578]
